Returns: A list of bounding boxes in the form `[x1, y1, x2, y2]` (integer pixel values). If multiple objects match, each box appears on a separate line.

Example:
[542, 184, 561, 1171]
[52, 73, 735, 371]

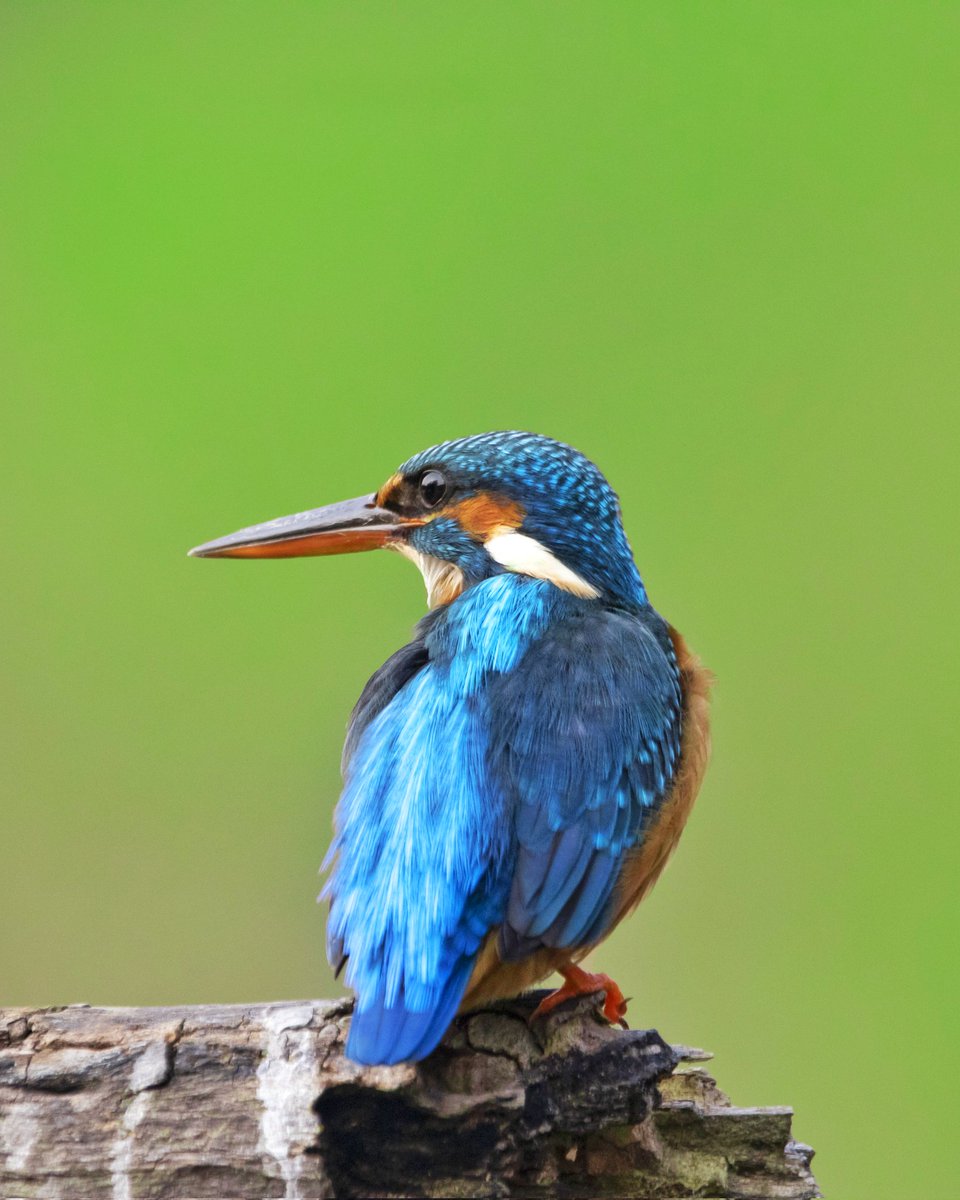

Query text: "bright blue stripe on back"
[325, 575, 569, 1064]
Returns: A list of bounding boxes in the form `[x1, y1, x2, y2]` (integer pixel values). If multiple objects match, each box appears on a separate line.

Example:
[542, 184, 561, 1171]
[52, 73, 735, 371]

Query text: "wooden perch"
[0, 993, 818, 1199]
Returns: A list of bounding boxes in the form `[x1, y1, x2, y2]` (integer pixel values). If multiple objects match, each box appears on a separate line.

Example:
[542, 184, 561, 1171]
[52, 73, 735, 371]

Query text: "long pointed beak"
[189, 493, 411, 559]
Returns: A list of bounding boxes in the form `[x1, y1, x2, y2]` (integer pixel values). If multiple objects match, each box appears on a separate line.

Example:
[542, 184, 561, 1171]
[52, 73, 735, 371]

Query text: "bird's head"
[190, 431, 646, 609]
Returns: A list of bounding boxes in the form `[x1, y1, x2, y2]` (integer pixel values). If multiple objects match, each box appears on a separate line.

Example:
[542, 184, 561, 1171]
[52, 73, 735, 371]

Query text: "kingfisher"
[190, 432, 711, 1066]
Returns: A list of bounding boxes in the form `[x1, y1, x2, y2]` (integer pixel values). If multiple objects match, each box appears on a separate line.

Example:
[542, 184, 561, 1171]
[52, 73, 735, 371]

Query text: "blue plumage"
[324, 573, 681, 1065]
[325, 575, 561, 1063]
[191, 430, 704, 1068]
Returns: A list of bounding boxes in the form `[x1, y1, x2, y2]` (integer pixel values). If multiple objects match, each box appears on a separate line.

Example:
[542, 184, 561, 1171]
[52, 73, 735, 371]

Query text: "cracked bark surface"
[0, 992, 818, 1199]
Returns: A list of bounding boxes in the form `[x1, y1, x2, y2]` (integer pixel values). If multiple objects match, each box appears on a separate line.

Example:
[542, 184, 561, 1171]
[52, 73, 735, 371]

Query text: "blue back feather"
[325, 575, 564, 1064]
[324, 571, 682, 1065]
[489, 604, 681, 958]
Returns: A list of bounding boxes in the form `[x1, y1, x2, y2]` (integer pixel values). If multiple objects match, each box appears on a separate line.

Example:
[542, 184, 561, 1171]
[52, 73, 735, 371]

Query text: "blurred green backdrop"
[1, 4, 956, 1196]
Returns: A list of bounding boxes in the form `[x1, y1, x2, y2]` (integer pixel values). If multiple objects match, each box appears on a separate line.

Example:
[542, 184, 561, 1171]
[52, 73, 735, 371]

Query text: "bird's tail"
[346, 958, 474, 1066]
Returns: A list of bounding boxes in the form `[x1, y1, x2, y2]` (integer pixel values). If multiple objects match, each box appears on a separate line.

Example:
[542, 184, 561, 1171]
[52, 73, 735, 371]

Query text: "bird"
[190, 431, 711, 1066]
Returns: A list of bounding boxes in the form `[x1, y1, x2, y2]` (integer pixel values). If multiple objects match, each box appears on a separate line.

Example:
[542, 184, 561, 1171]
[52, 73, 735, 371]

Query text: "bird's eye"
[418, 469, 447, 508]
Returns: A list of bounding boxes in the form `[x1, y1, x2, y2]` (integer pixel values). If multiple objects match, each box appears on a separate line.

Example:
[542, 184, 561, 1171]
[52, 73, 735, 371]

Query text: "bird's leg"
[529, 963, 629, 1029]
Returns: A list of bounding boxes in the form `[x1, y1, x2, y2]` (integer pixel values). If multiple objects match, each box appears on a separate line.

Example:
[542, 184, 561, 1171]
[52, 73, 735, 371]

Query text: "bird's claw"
[529, 968, 630, 1030]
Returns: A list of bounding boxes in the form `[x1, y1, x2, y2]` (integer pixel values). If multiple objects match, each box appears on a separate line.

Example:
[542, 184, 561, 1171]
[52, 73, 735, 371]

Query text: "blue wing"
[326, 621, 437, 983]
[486, 604, 683, 959]
[325, 658, 510, 1063]
[325, 577, 682, 1066]
[324, 576, 557, 1065]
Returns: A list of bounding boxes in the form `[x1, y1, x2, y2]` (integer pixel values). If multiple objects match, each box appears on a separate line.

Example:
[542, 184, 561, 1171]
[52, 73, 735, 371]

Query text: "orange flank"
[610, 627, 712, 924]
[530, 964, 629, 1028]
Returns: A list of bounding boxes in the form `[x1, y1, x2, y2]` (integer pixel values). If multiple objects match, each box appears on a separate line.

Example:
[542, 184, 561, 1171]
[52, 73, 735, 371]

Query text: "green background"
[1, 5, 956, 1196]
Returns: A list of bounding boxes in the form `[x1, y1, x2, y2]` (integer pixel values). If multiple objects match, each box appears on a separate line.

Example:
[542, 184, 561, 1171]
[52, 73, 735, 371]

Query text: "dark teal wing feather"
[486, 604, 683, 959]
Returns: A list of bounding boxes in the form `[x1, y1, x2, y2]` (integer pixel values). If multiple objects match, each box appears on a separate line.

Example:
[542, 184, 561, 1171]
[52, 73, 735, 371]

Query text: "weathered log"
[0, 992, 818, 1199]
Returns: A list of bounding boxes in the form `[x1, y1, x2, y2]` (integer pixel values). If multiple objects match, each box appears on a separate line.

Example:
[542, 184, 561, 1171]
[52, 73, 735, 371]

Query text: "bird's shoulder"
[486, 597, 681, 749]
[344, 574, 574, 757]
[345, 579, 678, 768]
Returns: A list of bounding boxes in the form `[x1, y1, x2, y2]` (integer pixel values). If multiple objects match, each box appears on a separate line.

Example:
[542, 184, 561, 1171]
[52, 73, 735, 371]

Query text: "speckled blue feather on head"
[399, 432, 647, 608]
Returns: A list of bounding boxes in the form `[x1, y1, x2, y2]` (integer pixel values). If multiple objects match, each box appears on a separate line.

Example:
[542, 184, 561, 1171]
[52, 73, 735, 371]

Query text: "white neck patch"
[485, 530, 600, 598]
[394, 530, 599, 606]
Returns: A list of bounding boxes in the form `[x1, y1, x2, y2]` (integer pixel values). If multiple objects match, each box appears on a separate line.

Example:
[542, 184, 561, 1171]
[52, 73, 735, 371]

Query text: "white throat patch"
[485, 530, 600, 598]
[393, 542, 466, 608]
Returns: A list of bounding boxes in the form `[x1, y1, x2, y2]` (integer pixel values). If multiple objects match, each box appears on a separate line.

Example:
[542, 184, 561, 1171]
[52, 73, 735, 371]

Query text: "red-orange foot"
[529, 964, 629, 1029]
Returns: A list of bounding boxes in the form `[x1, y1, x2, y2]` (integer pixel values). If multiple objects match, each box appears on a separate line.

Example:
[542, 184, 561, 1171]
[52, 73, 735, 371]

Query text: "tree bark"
[0, 992, 818, 1199]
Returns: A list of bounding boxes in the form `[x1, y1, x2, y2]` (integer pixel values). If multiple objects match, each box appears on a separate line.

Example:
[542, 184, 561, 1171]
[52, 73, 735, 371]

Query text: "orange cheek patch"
[450, 493, 524, 540]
